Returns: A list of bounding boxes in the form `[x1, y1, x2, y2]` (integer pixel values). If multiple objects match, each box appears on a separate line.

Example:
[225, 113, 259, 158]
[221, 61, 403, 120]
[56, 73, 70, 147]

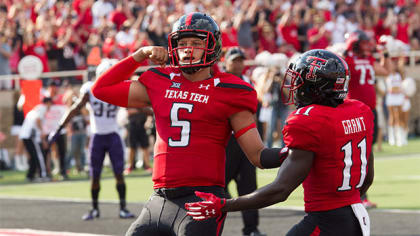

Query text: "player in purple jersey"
[48, 59, 135, 221]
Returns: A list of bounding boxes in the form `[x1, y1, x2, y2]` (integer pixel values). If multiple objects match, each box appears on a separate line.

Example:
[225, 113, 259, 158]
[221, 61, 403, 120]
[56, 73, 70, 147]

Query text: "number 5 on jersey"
[169, 103, 193, 147]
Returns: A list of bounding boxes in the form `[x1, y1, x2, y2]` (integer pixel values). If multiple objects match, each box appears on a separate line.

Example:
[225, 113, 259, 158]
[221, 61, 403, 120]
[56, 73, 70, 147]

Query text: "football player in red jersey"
[92, 12, 287, 236]
[186, 49, 375, 236]
[344, 30, 391, 209]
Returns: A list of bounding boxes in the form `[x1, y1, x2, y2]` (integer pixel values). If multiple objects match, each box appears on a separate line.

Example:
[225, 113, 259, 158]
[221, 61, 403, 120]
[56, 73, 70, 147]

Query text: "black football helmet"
[344, 30, 370, 55]
[168, 12, 222, 74]
[281, 49, 350, 108]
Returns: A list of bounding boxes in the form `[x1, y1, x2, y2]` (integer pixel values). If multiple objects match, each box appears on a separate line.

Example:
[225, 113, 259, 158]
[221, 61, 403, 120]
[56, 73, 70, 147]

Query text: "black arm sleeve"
[260, 147, 289, 169]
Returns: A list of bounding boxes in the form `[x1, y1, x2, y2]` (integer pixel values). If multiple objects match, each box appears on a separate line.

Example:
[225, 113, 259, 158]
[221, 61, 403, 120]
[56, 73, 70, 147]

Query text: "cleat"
[119, 209, 135, 219]
[124, 167, 133, 176]
[362, 199, 377, 209]
[82, 209, 100, 221]
[144, 167, 153, 175]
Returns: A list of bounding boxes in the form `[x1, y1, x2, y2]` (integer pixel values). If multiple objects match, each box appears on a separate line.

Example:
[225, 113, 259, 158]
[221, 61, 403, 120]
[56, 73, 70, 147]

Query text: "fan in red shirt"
[92, 12, 287, 236]
[22, 39, 50, 73]
[307, 15, 331, 50]
[220, 21, 239, 48]
[258, 23, 278, 53]
[102, 30, 127, 60]
[277, 9, 301, 52]
[108, 2, 129, 31]
[186, 49, 375, 236]
[394, 12, 411, 46]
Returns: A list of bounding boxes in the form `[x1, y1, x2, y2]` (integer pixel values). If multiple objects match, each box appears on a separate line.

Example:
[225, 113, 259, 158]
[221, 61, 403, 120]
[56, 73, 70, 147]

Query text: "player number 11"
[337, 137, 368, 191]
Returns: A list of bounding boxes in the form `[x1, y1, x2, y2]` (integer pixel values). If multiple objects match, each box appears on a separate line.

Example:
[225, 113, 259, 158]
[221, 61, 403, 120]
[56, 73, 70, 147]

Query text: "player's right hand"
[134, 46, 168, 66]
[184, 191, 226, 221]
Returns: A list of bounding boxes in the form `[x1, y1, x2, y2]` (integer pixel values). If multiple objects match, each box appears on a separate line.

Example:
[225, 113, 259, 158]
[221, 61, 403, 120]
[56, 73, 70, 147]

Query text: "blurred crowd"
[0, 0, 420, 179]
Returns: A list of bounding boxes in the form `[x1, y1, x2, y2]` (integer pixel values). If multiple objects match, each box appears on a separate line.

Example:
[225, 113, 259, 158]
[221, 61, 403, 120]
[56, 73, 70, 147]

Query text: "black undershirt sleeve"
[260, 147, 289, 169]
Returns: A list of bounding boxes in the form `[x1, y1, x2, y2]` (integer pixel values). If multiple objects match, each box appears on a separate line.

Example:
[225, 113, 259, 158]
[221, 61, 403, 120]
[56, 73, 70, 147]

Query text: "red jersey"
[22, 41, 50, 72]
[277, 23, 301, 52]
[138, 67, 257, 189]
[221, 27, 239, 47]
[283, 99, 374, 212]
[396, 22, 410, 44]
[345, 53, 376, 109]
[307, 28, 330, 50]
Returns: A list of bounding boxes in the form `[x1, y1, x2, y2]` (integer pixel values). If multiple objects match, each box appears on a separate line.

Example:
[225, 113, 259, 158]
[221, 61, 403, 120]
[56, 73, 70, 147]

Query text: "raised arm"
[91, 46, 168, 108]
[374, 49, 391, 77]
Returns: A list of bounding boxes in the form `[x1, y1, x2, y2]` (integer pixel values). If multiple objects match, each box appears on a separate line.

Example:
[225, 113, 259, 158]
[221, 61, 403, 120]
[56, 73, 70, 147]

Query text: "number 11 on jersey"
[338, 137, 368, 191]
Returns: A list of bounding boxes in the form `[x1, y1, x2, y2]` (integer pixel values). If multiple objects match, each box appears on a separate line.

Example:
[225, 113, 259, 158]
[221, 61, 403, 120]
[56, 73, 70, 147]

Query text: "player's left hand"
[184, 191, 226, 221]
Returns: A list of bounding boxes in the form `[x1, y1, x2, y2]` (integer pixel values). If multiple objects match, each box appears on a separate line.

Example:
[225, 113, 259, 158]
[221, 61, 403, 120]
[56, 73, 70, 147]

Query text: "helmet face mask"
[169, 30, 214, 65]
[281, 68, 304, 105]
[281, 49, 350, 108]
[168, 13, 222, 74]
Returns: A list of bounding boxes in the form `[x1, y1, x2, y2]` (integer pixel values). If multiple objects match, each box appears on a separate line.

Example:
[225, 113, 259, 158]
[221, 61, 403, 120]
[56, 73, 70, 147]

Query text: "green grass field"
[1, 138, 419, 210]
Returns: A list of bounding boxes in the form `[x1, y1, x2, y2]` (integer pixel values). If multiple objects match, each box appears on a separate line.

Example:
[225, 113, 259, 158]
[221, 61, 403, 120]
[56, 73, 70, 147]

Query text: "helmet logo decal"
[306, 56, 327, 81]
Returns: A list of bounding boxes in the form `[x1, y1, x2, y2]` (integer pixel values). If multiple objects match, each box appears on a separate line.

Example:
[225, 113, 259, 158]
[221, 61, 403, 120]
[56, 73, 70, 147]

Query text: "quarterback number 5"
[169, 103, 193, 147]
[338, 137, 368, 191]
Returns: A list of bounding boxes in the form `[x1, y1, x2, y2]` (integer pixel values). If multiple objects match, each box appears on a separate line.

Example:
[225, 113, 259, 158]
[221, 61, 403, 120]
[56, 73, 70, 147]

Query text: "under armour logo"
[205, 209, 216, 215]
[199, 84, 210, 90]
[171, 82, 182, 89]
[169, 72, 181, 80]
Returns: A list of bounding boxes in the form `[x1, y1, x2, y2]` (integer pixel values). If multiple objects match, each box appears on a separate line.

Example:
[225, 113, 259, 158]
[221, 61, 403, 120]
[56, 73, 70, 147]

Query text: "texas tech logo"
[306, 56, 327, 81]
